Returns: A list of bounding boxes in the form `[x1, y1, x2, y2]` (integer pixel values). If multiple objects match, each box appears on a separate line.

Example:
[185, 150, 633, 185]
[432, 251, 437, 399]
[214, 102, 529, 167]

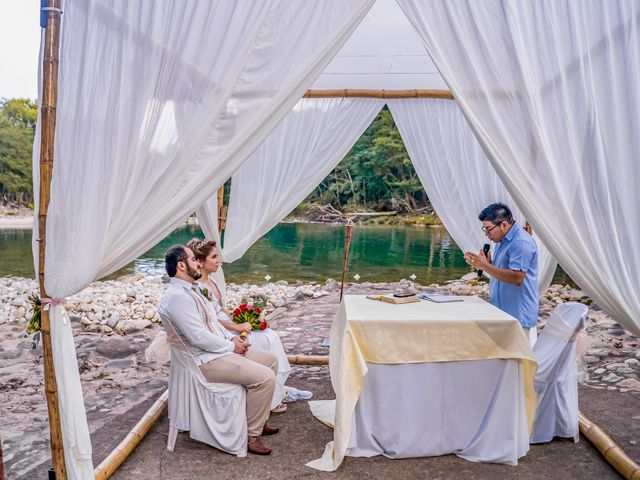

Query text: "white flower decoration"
[264, 274, 272, 282]
[353, 274, 361, 281]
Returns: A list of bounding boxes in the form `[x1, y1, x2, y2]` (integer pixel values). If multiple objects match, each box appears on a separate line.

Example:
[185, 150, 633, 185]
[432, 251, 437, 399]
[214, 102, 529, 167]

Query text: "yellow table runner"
[307, 295, 538, 471]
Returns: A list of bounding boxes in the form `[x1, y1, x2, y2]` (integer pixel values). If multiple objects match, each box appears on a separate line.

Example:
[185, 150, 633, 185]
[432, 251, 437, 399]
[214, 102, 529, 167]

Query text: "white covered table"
[307, 295, 537, 471]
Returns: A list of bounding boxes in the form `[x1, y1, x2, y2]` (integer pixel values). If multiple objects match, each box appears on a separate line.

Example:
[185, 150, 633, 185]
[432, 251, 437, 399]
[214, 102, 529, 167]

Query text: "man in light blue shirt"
[464, 203, 539, 346]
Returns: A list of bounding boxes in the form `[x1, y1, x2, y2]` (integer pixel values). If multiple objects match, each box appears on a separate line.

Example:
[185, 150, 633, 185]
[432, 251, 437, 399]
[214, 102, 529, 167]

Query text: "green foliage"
[309, 106, 427, 212]
[0, 98, 37, 196]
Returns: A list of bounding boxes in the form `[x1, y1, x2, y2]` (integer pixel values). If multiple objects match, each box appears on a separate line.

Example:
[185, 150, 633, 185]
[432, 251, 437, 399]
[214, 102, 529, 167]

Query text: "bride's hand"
[238, 322, 252, 334]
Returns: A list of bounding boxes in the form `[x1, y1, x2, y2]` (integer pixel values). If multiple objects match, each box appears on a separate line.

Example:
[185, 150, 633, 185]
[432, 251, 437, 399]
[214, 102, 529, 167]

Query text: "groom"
[158, 244, 279, 455]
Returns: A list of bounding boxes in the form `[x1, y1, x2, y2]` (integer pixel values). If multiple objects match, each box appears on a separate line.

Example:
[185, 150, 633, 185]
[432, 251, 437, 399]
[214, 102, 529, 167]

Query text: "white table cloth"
[308, 295, 537, 471]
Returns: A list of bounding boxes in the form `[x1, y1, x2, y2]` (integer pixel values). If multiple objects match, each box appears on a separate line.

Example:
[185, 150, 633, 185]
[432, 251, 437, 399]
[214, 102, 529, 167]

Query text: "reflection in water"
[0, 223, 573, 285]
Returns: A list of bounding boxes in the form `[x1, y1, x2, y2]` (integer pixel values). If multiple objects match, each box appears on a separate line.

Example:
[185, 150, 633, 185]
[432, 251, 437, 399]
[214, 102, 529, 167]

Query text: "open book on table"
[418, 293, 464, 303]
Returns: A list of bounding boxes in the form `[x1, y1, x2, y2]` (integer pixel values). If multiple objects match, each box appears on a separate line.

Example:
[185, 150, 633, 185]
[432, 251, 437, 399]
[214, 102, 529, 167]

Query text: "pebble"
[602, 373, 623, 383]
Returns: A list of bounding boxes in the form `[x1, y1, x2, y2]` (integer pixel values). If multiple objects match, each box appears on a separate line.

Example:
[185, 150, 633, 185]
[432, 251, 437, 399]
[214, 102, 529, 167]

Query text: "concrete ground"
[84, 377, 637, 480]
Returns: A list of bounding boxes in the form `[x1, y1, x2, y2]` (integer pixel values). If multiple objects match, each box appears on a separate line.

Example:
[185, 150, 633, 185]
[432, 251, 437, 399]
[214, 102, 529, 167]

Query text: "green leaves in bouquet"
[26, 292, 42, 348]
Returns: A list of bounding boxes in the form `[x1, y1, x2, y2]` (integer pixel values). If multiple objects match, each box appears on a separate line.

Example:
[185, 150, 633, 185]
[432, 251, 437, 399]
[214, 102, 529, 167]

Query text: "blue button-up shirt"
[489, 222, 538, 328]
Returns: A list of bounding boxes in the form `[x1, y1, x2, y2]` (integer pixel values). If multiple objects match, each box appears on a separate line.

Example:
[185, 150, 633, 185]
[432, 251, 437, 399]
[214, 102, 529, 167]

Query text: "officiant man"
[158, 245, 279, 455]
[463, 203, 538, 346]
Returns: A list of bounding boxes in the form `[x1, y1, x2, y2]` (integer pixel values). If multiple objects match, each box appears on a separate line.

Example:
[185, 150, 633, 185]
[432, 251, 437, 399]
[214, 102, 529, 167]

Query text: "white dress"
[197, 278, 291, 409]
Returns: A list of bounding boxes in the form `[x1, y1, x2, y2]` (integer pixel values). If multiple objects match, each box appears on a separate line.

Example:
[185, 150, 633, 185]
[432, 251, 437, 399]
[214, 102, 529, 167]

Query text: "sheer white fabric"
[388, 98, 557, 293]
[50, 305, 93, 478]
[35, 0, 376, 297]
[214, 97, 384, 263]
[398, 0, 640, 335]
[33, 2, 375, 476]
[531, 302, 587, 443]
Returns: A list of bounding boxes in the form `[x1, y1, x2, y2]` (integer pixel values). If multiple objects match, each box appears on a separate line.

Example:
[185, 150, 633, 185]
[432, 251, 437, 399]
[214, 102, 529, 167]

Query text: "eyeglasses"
[481, 223, 500, 235]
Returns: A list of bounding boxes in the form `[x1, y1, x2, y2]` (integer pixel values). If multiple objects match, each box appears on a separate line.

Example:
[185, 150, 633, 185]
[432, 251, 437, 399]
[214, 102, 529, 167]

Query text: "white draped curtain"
[388, 98, 557, 293]
[204, 97, 384, 263]
[33, 1, 375, 476]
[399, 0, 640, 335]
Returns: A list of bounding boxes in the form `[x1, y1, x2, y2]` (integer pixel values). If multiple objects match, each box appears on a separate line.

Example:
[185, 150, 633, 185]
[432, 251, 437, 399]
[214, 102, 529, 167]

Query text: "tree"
[0, 98, 37, 198]
[310, 106, 429, 211]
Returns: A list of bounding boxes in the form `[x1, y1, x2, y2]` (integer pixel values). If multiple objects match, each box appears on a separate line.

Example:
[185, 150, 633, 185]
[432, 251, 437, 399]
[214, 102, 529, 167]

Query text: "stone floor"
[4, 283, 640, 479]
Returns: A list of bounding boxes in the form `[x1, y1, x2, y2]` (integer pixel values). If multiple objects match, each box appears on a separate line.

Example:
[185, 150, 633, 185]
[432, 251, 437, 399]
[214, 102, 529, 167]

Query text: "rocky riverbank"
[1, 275, 639, 478]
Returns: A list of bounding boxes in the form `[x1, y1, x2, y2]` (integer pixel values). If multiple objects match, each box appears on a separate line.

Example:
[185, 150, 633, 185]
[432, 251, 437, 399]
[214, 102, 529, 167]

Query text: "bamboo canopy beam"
[38, 1, 66, 478]
[94, 390, 169, 480]
[287, 354, 329, 365]
[579, 411, 640, 479]
[303, 89, 453, 99]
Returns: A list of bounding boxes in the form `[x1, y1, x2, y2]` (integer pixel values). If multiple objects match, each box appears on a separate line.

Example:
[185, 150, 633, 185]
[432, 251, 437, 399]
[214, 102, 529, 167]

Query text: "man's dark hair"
[479, 203, 513, 225]
[165, 245, 188, 277]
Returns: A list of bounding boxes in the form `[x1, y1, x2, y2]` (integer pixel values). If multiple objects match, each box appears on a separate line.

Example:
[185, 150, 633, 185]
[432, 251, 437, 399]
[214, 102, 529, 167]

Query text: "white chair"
[167, 346, 248, 457]
[530, 302, 588, 444]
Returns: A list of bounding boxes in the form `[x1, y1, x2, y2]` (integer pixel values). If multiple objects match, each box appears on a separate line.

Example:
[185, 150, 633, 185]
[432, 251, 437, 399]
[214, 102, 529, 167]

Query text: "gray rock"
[615, 367, 635, 374]
[606, 362, 627, 370]
[104, 359, 134, 370]
[10, 296, 25, 307]
[274, 297, 286, 308]
[120, 319, 152, 334]
[616, 378, 640, 391]
[624, 358, 640, 366]
[302, 289, 314, 297]
[107, 312, 120, 328]
[324, 279, 339, 291]
[293, 290, 306, 301]
[602, 373, 623, 383]
[312, 290, 329, 299]
[593, 368, 606, 375]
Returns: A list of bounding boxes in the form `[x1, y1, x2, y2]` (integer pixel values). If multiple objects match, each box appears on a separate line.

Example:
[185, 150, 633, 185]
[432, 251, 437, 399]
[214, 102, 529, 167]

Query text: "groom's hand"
[232, 337, 248, 355]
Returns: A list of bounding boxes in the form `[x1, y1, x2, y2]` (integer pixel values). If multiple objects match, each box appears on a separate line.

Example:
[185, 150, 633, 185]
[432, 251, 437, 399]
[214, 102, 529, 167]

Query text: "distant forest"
[0, 100, 428, 212]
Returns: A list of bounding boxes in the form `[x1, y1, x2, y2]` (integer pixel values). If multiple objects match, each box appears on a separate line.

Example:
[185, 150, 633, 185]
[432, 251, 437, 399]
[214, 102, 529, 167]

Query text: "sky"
[0, 0, 445, 100]
[0, 0, 41, 100]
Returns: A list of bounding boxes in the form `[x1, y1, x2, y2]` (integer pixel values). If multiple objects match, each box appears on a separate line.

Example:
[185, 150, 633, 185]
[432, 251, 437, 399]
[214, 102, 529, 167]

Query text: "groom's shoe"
[262, 424, 279, 436]
[248, 436, 272, 455]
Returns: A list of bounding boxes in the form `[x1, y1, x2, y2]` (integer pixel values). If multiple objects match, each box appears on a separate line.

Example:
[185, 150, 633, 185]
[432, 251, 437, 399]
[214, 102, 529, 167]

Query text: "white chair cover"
[246, 329, 292, 409]
[530, 302, 587, 444]
[168, 347, 247, 456]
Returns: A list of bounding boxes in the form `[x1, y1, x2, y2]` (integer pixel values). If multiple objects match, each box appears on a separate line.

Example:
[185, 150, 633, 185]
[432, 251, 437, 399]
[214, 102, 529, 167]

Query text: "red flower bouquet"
[232, 303, 267, 331]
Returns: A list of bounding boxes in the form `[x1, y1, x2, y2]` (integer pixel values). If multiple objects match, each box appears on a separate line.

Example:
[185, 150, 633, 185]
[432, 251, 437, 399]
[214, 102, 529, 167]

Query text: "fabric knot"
[41, 297, 62, 311]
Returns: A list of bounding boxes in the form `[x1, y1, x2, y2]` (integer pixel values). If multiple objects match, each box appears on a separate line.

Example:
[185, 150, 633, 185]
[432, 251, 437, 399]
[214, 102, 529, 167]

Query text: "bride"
[187, 238, 291, 413]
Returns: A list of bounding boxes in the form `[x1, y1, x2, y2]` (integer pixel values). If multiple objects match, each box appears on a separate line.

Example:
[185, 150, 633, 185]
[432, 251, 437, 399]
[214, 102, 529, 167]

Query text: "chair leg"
[573, 434, 580, 444]
[167, 425, 178, 452]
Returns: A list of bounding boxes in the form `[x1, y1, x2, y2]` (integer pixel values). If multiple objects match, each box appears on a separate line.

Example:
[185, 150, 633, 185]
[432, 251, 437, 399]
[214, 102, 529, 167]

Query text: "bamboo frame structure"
[1, 434, 4, 480]
[216, 186, 226, 231]
[287, 354, 329, 365]
[339, 222, 353, 302]
[303, 88, 454, 99]
[579, 411, 640, 479]
[94, 390, 168, 480]
[38, 1, 66, 478]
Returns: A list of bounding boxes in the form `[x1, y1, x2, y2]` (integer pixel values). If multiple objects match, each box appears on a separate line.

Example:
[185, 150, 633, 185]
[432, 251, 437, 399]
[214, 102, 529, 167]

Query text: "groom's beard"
[186, 264, 202, 281]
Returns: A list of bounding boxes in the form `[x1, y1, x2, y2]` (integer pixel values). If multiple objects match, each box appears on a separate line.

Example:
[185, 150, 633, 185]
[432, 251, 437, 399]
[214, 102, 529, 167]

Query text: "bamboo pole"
[94, 390, 169, 480]
[303, 88, 454, 99]
[1, 434, 4, 480]
[216, 186, 225, 231]
[287, 355, 329, 365]
[339, 221, 354, 302]
[579, 411, 640, 480]
[38, 1, 66, 478]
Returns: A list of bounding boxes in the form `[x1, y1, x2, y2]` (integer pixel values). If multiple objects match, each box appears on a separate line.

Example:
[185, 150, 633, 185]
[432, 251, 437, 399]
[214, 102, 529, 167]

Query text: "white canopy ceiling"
[311, 0, 447, 90]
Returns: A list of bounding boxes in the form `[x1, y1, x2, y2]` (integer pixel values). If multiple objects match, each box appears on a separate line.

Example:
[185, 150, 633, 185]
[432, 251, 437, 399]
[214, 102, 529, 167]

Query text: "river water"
[0, 223, 570, 285]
